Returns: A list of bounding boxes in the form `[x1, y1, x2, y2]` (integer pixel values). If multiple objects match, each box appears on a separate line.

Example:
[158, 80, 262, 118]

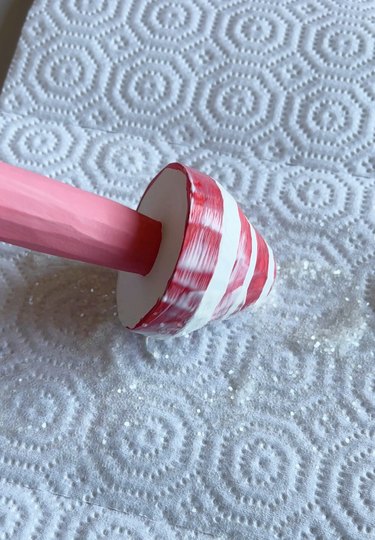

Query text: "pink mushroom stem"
[0, 161, 162, 275]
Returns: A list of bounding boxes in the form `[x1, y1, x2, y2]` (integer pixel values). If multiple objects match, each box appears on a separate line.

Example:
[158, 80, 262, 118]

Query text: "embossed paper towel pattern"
[0, 0, 374, 538]
[2, 0, 375, 175]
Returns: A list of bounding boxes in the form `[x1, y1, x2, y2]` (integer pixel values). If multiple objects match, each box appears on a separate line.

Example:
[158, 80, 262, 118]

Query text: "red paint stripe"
[212, 206, 251, 320]
[244, 230, 269, 307]
[134, 164, 224, 335]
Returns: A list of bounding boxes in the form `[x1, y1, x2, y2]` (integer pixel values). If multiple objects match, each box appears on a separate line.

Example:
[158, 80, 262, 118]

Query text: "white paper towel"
[0, 1, 374, 538]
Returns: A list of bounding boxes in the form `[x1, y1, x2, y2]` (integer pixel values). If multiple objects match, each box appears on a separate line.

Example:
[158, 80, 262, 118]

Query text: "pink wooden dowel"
[0, 161, 162, 275]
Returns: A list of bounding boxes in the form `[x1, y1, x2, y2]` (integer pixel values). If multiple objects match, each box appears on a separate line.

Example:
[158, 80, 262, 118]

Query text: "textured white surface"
[0, 0, 374, 538]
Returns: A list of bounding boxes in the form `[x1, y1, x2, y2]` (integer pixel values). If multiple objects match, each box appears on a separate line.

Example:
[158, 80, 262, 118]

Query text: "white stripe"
[180, 184, 242, 334]
[255, 243, 275, 304]
[224, 222, 258, 319]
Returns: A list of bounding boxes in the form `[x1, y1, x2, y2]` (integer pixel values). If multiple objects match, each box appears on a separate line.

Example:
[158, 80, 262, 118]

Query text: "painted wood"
[0, 161, 162, 275]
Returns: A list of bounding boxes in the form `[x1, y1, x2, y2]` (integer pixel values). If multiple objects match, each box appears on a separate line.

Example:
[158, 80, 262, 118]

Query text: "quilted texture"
[0, 1, 374, 538]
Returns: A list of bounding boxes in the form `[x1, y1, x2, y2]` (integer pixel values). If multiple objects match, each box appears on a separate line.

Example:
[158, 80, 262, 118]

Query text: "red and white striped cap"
[117, 163, 276, 337]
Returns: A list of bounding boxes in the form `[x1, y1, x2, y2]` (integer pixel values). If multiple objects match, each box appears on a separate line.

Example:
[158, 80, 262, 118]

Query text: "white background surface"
[0, 1, 374, 538]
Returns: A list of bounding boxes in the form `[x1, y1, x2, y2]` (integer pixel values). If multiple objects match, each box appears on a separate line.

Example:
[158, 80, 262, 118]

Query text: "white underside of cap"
[117, 168, 188, 329]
